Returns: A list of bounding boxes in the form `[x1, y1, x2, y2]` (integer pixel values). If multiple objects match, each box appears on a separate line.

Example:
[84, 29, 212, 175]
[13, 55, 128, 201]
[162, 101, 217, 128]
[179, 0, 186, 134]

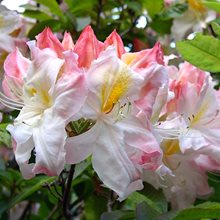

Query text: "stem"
[62, 165, 75, 220]
[96, 0, 103, 29]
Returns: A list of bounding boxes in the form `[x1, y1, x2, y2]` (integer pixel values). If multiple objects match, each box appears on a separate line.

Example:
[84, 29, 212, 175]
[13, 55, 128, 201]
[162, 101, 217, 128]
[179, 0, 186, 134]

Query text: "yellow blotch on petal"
[188, 0, 206, 13]
[163, 139, 180, 156]
[101, 67, 131, 113]
[122, 53, 137, 66]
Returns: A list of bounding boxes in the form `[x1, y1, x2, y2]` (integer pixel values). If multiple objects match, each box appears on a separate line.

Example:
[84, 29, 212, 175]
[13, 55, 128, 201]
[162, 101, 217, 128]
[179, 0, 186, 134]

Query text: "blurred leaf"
[28, 19, 63, 39]
[67, 0, 96, 16]
[207, 172, 220, 202]
[177, 33, 220, 72]
[136, 202, 160, 220]
[84, 194, 107, 220]
[159, 3, 188, 20]
[143, 0, 164, 18]
[23, 10, 52, 21]
[0, 123, 11, 147]
[34, 0, 64, 19]
[125, 192, 162, 213]
[126, 1, 142, 13]
[156, 211, 178, 220]
[0, 157, 5, 170]
[203, 0, 220, 13]
[173, 202, 220, 220]
[139, 183, 168, 213]
[211, 22, 220, 37]
[76, 17, 91, 31]
[9, 176, 56, 208]
[73, 159, 91, 179]
[150, 19, 172, 35]
[101, 210, 135, 220]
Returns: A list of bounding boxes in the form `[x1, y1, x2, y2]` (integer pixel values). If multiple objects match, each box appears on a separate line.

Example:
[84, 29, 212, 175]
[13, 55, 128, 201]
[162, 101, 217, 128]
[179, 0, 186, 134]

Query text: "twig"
[62, 165, 75, 220]
[18, 202, 32, 220]
[96, 0, 103, 29]
[120, 16, 140, 38]
[46, 203, 59, 220]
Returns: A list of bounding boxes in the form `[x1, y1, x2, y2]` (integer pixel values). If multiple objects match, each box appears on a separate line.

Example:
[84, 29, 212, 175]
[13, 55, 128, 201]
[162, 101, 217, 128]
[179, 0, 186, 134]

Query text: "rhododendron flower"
[171, 0, 216, 40]
[2, 40, 86, 178]
[65, 27, 167, 200]
[142, 62, 220, 209]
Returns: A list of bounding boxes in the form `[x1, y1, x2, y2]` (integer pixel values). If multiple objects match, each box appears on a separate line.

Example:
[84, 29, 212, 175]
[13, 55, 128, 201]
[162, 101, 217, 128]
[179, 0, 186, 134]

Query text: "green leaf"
[0, 123, 11, 147]
[23, 10, 52, 21]
[139, 183, 168, 213]
[9, 176, 56, 208]
[100, 210, 135, 220]
[203, 0, 220, 13]
[73, 159, 91, 179]
[150, 19, 172, 35]
[136, 202, 160, 220]
[34, 0, 64, 19]
[27, 19, 62, 39]
[143, 0, 164, 18]
[84, 194, 107, 220]
[125, 192, 162, 213]
[211, 22, 220, 37]
[76, 17, 91, 31]
[156, 211, 177, 220]
[174, 202, 220, 220]
[159, 3, 188, 20]
[176, 33, 220, 72]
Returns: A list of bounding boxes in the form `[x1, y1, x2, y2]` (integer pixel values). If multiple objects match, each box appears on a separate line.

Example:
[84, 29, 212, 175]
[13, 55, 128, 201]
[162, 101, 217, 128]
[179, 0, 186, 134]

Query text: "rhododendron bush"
[1, 0, 220, 219]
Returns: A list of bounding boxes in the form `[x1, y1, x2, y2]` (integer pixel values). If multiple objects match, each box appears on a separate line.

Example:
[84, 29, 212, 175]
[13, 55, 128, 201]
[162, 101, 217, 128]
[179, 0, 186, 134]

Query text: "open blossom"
[170, 0, 216, 40]
[142, 62, 220, 209]
[1, 34, 86, 178]
[0, 5, 27, 67]
[65, 26, 167, 200]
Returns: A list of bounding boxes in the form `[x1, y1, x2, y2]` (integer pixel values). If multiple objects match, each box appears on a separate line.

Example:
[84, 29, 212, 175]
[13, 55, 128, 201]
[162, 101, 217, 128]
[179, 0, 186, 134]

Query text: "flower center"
[101, 65, 131, 113]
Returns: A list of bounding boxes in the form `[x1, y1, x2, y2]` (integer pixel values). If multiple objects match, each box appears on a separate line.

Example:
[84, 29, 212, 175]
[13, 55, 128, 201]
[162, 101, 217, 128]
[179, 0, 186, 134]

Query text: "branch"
[96, 0, 103, 29]
[62, 165, 75, 220]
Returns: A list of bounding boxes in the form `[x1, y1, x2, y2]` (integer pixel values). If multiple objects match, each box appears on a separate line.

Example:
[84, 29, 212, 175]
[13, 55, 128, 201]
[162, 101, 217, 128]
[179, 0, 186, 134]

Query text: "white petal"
[65, 122, 100, 164]
[92, 124, 143, 200]
[32, 109, 67, 176]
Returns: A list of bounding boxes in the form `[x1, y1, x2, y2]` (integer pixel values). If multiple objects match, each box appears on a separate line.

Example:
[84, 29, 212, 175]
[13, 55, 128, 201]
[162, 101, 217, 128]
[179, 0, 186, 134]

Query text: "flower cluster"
[2, 26, 220, 210]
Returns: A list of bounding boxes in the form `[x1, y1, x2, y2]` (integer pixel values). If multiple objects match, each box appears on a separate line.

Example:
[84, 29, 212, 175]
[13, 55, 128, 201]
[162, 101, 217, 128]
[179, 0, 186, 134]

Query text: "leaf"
[143, 0, 164, 18]
[73, 159, 91, 179]
[173, 202, 220, 220]
[33, 0, 64, 19]
[84, 194, 107, 220]
[139, 183, 168, 213]
[125, 192, 162, 213]
[0, 123, 11, 147]
[76, 17, 91, 31]
[156, 211, 178, 220]
[150, 19, 172, 35]
[211, 22, 220, 37]
[203, 0, 220, 13]
[27, 19, 62, 39]
[23, 10, 52, 21]
[176, 33, 220, 72]
[9, 176, 56, 208]
[159, 3, 188, 20]
[100, 210, 135, 220]
[136, 202, 160, 220]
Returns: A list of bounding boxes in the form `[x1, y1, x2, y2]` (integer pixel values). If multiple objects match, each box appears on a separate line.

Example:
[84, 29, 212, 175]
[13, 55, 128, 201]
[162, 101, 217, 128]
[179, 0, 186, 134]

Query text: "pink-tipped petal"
[74, 25, 104, 68]
[122, 42, 164, 69]
[104, 30, 125, 57]
[62, 32, 74, 50]
[36, 27, 64, 58]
